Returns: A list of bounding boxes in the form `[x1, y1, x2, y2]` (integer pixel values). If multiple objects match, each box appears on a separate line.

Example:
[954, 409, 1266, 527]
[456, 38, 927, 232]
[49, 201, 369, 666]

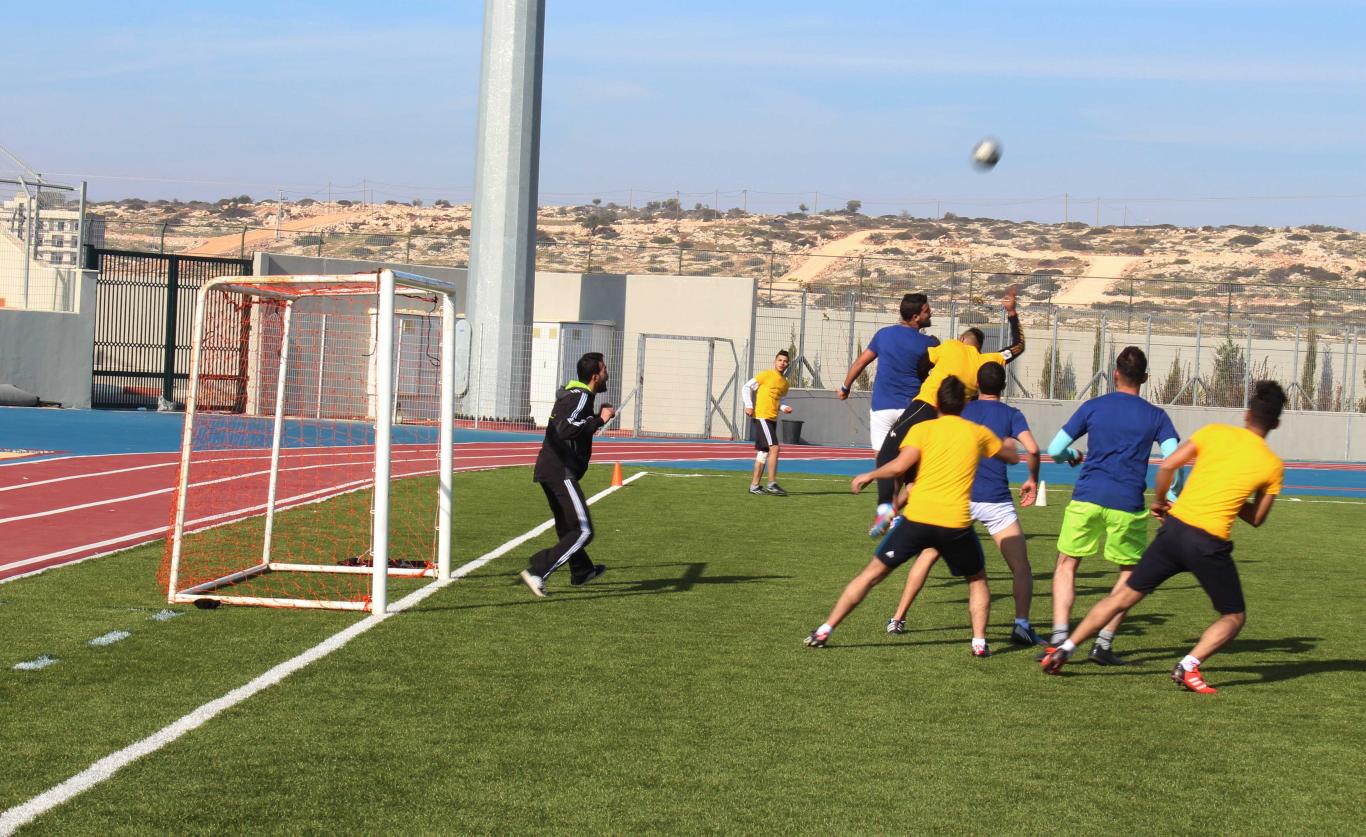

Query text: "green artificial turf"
[2, 465, 1363, 834]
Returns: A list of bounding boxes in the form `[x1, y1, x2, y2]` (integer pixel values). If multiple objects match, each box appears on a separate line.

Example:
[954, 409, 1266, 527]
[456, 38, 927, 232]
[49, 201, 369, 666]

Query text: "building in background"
[2, 192, 103, 267]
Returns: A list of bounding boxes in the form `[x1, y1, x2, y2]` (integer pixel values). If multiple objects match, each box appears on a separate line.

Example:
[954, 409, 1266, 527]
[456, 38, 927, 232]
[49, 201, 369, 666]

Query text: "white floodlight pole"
[261, 302, 296, 567]
[371, 270, 397, 614]
[438, 291, 456, 581]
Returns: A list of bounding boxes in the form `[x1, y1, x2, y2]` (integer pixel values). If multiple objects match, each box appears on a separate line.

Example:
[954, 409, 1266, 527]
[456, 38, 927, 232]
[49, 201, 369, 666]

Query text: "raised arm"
[1001, 284, 1025, 361]
[839, 349, 877, 399]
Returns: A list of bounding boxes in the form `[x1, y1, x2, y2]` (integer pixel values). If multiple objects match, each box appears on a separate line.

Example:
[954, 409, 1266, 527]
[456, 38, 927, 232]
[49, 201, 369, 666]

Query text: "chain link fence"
[0, 181, 92, 312]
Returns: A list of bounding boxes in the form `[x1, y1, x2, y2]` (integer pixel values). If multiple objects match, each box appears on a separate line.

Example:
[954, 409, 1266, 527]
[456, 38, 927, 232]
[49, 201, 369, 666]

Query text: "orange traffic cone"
[611, 462, 624, 487]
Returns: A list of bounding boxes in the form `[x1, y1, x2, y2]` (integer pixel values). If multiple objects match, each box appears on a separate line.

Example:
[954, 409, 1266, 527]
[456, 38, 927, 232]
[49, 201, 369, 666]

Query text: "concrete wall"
[0, 269, 97, 407]
[786, 389, 1365, 461]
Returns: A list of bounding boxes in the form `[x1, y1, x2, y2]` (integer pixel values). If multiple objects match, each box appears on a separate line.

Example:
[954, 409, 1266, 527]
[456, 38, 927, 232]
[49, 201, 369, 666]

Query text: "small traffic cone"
[1036, 481, 1048, 507]
[611, 462, 624, 487]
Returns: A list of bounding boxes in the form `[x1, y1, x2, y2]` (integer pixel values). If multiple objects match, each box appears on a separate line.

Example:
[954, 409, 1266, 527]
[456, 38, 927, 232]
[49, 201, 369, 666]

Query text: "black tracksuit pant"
[527, 478, 595, 580]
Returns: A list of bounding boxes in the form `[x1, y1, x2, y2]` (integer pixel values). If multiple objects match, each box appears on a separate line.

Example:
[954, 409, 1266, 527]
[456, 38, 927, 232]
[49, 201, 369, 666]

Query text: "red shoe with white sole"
[1171, 663, 1217, 695]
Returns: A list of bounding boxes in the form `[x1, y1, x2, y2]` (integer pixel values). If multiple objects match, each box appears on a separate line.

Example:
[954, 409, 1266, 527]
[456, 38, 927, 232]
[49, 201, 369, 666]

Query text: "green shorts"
[1056, 500, 1150, 566]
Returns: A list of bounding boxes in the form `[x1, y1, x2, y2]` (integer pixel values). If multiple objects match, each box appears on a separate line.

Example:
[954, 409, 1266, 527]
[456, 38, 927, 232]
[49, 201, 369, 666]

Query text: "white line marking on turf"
[149, 610, 182, 622]
[0, 471, 648, 836]
[87, 631, 131, 647]
[12, 655, 58, 671]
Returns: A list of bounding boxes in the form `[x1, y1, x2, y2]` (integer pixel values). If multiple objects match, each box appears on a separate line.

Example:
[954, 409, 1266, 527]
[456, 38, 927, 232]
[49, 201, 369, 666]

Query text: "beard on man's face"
[595, 375, 609, 393]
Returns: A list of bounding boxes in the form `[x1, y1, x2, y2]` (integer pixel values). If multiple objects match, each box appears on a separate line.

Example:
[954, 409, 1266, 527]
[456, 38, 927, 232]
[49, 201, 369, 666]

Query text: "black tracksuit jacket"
[533, 382, 604, 483]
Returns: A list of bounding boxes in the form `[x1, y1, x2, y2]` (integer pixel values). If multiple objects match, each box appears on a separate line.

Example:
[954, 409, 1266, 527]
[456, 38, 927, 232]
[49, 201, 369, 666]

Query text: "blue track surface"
[2, 407, 1363, 497]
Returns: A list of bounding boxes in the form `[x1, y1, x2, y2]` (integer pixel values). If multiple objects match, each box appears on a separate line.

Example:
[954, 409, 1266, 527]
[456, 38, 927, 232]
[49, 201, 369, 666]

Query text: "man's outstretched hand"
[1002, 283, 1020, 316]
[599, 404, 616, 423]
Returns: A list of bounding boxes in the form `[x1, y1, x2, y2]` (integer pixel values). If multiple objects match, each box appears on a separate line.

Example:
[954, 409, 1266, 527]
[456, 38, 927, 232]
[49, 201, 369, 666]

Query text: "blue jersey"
[866, 325, 939, 411]
[962, 399, 1029, 504]
[1063, 392, 1179, 512]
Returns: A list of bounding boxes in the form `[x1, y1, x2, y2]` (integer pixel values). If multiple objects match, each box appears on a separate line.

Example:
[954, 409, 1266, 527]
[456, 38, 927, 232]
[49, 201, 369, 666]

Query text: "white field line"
[0, 471, 648, 835]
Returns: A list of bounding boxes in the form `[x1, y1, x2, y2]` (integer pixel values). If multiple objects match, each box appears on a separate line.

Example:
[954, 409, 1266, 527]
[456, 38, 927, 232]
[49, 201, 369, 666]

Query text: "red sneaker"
[1039, 646, 1071, 674]
[1171, 663, 1217, 695]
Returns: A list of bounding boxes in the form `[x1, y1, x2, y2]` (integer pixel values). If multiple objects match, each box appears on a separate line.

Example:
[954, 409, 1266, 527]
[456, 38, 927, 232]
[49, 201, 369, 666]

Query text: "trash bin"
[780, 419, 805, 445]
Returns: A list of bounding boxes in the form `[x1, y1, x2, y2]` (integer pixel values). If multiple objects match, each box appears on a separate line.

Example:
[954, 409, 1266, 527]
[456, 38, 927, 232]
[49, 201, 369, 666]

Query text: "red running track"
[0, 441, 871, 584]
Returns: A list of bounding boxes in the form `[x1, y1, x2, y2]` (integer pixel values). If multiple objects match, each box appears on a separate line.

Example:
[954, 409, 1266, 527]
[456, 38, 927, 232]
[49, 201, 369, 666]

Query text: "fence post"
[316, 232, 324, 258]
[1291, 325, 1301, 410]
[798, 290, 808, 382]
[677, 245, 683, 274]
[704, 339, 716, 437]
[159, 222, 168, 254]
[1049, 311, 1059, 399]
[161, 256, 181, 405]
[1143, 314, 1152, 398]
[1192, 315, 1203, 406]
[1348, 327, 1359, 413]
[1244, 321, 1253, 408]
[1343, 326, 1352, 412]
[847, 291, 856, 369]
[239, 225, 248, 258]
[406, 232, 413, 264]
[768, 249, 775, 298]
[586, 239, 592, 273]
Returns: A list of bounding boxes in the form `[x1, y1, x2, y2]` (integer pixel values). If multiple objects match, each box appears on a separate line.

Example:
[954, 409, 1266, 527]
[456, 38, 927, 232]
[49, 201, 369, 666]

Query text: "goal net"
[159, 270, 457, 613]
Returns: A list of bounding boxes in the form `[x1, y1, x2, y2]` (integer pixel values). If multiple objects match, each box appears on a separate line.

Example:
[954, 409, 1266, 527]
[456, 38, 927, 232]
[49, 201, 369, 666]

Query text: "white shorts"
[970, 501, 1019, 536]
[869, 408, 903, 452]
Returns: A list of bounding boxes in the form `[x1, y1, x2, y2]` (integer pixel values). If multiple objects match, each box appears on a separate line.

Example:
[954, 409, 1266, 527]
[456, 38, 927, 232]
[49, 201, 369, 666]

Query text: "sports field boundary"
[0, 471, 649, 836]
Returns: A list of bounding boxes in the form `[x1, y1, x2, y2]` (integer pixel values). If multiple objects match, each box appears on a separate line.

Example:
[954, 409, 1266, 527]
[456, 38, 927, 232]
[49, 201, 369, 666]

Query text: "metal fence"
[0, 182, 91, 312]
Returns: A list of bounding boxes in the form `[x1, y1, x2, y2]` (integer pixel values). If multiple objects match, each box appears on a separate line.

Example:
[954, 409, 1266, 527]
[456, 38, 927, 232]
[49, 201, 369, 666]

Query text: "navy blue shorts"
[1127, 515, 1245, 614]
[875, 518, 985, 578]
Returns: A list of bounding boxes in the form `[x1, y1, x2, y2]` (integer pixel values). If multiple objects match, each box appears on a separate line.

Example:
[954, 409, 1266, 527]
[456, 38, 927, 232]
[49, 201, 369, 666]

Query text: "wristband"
[839, 385, 850, 394]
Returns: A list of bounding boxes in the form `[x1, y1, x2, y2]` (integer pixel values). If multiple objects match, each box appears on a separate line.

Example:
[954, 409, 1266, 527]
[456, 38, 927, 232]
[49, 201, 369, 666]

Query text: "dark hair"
[936, 376, 967, 415]
[576, 352, 605, 383]
[776, 349, 790, 359]
[1115, 346, 1148, 384]
[963, 327, 985, 348]
[900, 293, 928, 321]
[977, 361, 1006, 396]
[1248, 380, 1286, 431]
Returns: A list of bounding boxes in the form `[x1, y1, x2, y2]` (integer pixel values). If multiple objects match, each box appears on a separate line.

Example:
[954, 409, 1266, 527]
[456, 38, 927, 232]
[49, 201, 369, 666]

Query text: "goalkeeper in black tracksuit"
[518, 352, 616, 597]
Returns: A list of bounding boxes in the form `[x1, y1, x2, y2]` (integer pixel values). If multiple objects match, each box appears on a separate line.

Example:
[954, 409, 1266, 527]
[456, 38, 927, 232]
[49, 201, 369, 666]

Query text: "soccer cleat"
[886, 618, 906, 634]
[765, 482, 788, 496]
[1010, 624, 1046, 646]
[518, 569, 547, 598]
[1039, 645, 1072, 674]
[972, 643, 992, 658]
[804, 629, 830, 648]
[1172, 663, 1218, 695]
[749, 484, 766, 495]
[868, 503, 896, 538]
[1088, 645, 1129, 666]
[570, 564, 606, 586]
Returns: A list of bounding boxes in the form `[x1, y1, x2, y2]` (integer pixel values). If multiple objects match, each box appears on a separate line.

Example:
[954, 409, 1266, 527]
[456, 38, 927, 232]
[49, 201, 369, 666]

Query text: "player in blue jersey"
[837, 292, 939, 536]
[885, 362, 1045, 646]
[1043, 346, 1182, 664]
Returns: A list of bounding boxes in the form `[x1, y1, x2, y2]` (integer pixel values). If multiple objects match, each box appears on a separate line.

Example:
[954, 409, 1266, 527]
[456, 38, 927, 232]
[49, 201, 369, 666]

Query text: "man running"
[1042, 382, 1286, 694]
[1042, 346, 1180, 664]
[743, 349, 795, 496]
[885, 361, 1045, 646]
[803, 377, 1020, 656]
[518, 352, 616, 598]
[837, 293, 938, 532]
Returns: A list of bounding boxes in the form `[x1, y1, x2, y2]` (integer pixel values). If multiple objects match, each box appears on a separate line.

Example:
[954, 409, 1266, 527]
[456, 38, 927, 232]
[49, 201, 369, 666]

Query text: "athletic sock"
[1014, 617, 1032, 631]
[1059, 639, 1076, 654]
[1180, 654, 1201, 672]
[971, 637, 987, 652]
[817, 623, 833, 638]
[1051, 624, 1069, 645]
[1095, 629, 1116, 651]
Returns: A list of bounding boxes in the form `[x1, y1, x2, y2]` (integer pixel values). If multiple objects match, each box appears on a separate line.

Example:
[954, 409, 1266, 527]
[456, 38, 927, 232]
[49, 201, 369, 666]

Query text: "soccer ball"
[971, 138, 1001, 170]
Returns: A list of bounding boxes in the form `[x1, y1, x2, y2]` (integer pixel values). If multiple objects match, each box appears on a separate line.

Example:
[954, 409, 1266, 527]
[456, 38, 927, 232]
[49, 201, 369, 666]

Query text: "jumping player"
[804, 377, 1020, 656]
[1042, 346, 1180, 664]
[518, 352, 615, 597]
[837, 293, 938, 529]
[864, 285, 1026, 538]
[743, 350, 794, 495]
[1042, 381, 1286, 694]
[884, 362, 1045, 646]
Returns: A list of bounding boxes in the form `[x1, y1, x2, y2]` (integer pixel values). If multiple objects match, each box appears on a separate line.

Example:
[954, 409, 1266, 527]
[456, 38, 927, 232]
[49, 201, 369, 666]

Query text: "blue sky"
[3, 1, 1364, 227]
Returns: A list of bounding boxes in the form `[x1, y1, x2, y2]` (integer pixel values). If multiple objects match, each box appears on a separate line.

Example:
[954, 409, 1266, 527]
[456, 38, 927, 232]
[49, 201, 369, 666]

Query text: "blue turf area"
[1, 407, 1362, 498]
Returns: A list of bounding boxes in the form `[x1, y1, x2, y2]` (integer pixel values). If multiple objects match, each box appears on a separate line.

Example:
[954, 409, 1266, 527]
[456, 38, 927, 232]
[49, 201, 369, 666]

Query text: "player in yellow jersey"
[804, 377, 1020, 656]
[1041, 381, 1287, 694]
[743, 350, 794, 495]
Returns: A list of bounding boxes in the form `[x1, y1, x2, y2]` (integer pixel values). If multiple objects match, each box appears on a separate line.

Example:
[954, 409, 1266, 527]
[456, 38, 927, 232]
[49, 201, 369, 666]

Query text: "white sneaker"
[518, 570, 547, 598]
[868, 503, 896, 538]
[886, 618, 906, 634]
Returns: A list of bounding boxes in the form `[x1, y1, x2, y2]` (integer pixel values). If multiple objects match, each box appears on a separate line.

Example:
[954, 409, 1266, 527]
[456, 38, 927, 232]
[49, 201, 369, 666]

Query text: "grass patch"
[4, 466, 1363, 833]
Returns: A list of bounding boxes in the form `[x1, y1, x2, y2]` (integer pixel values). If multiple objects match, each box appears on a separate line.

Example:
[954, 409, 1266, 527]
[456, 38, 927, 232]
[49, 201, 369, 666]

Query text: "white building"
[2, 194, 103, 268]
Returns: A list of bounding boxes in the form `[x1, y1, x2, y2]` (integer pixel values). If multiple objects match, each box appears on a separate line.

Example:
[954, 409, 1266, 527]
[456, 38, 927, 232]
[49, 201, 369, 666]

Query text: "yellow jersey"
[899, 415, 1003, 528]
[1169, 424, 1283, 540]
[751, 369, 790, 420]
[915, 341, 1007, 406]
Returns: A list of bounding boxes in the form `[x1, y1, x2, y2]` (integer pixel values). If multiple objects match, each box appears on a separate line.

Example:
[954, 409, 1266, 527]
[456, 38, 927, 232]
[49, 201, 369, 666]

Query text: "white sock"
[1180, 654, 1201, 672]
[1059, 639, 1076, 654]
[818, 623, 833, 637]
[1051, 624, 1069, 644]
[971, 637, 987, 651]
[1095, 629, 1116, 650]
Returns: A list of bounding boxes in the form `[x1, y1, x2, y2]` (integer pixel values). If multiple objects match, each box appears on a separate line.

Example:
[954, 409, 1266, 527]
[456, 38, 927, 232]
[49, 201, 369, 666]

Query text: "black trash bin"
[779, 419, 805, 445]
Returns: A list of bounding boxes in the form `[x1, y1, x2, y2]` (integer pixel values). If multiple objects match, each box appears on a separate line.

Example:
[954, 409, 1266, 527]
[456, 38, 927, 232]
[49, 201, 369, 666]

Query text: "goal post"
[161, 269, 458, 614]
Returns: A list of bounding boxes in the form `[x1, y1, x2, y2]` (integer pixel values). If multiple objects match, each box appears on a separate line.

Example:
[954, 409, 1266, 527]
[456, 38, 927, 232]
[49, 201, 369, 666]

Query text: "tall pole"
[466, 0, 546, 419]
[275, 189, 283, 239]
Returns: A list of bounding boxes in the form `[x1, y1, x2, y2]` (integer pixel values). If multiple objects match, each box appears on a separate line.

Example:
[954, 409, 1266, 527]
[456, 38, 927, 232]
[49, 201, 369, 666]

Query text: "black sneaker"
[765, 482, 788, 496]
[1088, 645, 1129, 666]
[749, 484, 766, 495]
[804, 629, 829, 648]
[1010, 624, 1046, 646]
[570, 564, 606, 586]
[886, 618, 906, 635]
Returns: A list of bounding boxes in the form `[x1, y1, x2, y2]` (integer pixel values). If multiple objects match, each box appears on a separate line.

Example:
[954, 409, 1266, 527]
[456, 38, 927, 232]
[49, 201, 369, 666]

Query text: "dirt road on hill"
[780, 229, 878, 285]
[183, 210, 361, 257]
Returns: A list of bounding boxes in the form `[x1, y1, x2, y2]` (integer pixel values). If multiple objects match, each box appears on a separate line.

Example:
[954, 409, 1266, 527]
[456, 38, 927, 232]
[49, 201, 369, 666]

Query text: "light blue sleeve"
[1159, 436, 1185, 501]
[1047, 429, 1080, 465]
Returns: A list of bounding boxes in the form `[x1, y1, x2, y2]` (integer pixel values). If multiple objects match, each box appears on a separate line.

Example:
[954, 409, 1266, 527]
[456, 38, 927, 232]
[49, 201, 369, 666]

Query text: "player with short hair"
[863, 285, 1026, 538]
[1042, 346, 1180, 664]
[884, 361, 1045, 646]
[804, 376, 1021, 656]
[743, 350, 795, 495]
[838, 293, 939, 527]
[518, 352, 616, 598]
[1042, 381, 1287, 694]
